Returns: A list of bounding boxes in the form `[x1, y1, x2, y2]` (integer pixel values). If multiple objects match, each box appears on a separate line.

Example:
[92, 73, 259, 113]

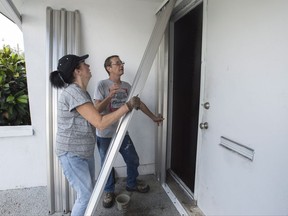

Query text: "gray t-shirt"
[93, 79, 131, 138]
[56, 83, 96, 159]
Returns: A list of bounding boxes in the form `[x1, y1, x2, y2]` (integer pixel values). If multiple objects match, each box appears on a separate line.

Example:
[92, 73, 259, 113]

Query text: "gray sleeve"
[93, 80, 106, 101]
[63, 86, 92, 112]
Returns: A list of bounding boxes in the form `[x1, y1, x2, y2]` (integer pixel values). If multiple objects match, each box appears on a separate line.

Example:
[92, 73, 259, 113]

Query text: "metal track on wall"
[84, 0, 177, 215]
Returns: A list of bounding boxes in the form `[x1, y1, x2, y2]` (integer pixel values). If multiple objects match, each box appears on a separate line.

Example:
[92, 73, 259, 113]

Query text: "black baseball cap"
[57, 54, 89, 75]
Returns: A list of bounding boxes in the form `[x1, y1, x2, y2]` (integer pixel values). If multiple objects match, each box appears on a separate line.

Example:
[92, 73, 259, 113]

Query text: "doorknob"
[199, 122, 208, 129]
[202, 102, 210, 110]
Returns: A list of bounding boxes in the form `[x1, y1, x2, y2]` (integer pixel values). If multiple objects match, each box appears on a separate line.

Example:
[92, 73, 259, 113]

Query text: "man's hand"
[108, 83, 120, 98]
[153, 114, 164, 126]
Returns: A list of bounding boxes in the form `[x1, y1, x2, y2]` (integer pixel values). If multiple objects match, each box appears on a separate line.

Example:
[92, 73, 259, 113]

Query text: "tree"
[0, 45, 31, 125]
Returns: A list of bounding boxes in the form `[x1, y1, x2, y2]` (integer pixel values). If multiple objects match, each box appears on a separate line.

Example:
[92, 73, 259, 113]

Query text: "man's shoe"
[103, 192, 115, 208]
[126, 184, 150, 193]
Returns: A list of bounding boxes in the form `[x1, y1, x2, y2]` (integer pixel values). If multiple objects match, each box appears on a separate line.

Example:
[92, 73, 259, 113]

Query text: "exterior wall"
[2, 0, 288, 215]
[0, 0, 162, 190]
[197, 0, 288, 215]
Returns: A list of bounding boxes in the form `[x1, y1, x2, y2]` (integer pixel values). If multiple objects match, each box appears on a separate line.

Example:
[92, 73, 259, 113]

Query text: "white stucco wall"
[197, 0, 288, 215]
[0, 0, 163, 190]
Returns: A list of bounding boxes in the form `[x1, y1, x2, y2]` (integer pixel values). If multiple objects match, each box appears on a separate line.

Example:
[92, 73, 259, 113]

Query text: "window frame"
[0, 125, 33, 137]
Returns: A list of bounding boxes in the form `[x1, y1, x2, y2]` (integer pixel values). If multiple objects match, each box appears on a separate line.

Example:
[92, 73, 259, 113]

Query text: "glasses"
[111, 61, 125, 66]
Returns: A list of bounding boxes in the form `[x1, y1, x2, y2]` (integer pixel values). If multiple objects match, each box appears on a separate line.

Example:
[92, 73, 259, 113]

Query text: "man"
[93, 55, 164, 208]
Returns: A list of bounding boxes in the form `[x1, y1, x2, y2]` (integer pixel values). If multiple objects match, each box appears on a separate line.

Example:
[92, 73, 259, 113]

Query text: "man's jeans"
[97, 134, 139, 192]
[59, 152, 95, 216]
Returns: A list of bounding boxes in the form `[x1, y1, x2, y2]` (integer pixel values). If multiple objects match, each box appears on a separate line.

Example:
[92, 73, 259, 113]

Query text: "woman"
[49, 54, 139, 216]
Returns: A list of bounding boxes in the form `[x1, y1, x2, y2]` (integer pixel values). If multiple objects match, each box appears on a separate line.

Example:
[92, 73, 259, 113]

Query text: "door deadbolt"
[200, 122, 209, 129]
[203, 102, 210, 109]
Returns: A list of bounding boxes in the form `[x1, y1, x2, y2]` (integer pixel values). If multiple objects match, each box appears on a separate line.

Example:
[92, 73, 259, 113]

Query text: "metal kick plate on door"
[220, 136, 254, 161]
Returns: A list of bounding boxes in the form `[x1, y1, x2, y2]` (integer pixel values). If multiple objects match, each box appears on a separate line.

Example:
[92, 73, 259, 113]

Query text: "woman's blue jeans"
[97, 134, 139, 192]
[59, 152, 95, 216]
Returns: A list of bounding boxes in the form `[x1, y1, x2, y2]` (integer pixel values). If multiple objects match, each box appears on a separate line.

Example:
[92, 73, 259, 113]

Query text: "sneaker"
[126, 183, 150, 193]
[103, 192, 115, 208]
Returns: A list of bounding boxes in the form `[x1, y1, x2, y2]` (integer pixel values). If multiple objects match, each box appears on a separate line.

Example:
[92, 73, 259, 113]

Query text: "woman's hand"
[126, 96, 141, 111]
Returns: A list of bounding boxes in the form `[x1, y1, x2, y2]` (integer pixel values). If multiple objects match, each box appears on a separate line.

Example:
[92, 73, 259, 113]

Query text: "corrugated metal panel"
[46, 7, 80, 214]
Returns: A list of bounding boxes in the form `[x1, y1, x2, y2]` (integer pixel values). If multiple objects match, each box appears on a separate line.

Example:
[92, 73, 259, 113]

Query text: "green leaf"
[16, 95, 28, 104]
[6, 95, 15, 103]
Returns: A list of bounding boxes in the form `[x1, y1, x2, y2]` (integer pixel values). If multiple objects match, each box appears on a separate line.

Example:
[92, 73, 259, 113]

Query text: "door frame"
[159, 0, 207, 202]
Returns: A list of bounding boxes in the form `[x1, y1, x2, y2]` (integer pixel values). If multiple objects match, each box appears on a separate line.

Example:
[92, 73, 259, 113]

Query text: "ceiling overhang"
[0, 0, 21, 29]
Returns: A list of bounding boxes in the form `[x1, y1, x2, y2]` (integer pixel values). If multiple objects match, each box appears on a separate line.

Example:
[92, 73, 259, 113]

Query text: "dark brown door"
[170, 2, 203, 193]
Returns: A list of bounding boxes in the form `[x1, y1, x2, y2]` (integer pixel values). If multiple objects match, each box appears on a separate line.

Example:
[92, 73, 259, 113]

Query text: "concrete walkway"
[0, 175, 183, 216]
[0, 186, 48, 216]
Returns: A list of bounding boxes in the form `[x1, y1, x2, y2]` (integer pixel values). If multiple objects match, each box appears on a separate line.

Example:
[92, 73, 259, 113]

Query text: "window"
[0, 13, 24, 52]
[0, 13, 31, 128]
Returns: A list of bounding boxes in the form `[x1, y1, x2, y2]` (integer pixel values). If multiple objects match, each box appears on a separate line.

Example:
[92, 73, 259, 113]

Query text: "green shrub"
[0, 45, 31, 126]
